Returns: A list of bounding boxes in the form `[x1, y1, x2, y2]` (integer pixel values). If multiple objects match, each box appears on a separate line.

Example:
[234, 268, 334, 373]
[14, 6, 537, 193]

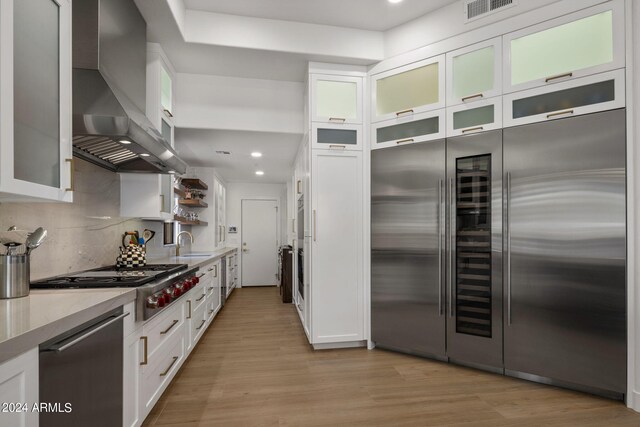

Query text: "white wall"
[175, 73, 304, 134]
[226, 182, 287, 287]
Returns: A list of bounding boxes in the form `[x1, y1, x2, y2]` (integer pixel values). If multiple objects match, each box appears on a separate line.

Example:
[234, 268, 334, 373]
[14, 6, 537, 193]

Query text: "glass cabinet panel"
[455, 155, 492, 338]
[317, 128, 358, 145]
[510, 11, 613, 86]
[453, 46, 494, 100]
[316, 80, 357, 120]
[161, 66, 172, 113]
[161, 118, 172, 146]
[376, 63, 439, 116]
[14, 0, 60, 188]
[376, 117, 439, 144]
[453, 105, 494, 130]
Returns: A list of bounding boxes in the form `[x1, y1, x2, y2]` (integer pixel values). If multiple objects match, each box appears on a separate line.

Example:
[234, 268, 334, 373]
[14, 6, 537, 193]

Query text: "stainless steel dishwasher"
[39, 308, 126, 427]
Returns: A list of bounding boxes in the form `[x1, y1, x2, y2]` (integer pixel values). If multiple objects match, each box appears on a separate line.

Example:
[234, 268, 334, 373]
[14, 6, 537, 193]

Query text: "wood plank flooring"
[143, 287, 640, 426]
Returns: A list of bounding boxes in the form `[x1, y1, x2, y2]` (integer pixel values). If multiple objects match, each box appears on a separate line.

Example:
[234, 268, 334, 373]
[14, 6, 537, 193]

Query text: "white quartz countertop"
[147, 247, 238, 270]
[0, 288, 136, 364]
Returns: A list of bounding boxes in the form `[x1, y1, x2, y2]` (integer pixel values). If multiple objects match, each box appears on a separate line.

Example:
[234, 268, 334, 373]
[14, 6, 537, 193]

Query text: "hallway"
[143, 287, 640, 426]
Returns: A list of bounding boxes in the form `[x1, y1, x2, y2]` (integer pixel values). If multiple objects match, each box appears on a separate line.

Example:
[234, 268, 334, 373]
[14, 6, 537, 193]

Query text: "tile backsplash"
[0, 159, 182, 280]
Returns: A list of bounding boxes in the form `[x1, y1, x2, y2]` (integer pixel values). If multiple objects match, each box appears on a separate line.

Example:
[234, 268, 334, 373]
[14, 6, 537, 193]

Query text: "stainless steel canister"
[0, 254, 30, 299]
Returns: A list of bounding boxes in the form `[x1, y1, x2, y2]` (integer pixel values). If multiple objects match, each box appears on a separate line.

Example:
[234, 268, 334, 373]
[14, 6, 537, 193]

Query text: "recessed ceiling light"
[255, 170, 265, 176]
[251, 152, 262, 158]
[388, 0, 403, 3]
[140, 153, 150, 157]
[119, 139, 132, 144]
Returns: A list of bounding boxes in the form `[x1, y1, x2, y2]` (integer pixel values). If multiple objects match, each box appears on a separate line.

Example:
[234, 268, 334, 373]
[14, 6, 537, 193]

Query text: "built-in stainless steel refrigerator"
[371, 109, 626, 399]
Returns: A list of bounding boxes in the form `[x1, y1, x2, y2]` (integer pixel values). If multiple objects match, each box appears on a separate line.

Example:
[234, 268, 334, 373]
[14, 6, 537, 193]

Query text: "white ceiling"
[184, 0, 460, 32]
[175, 129, 300, 183]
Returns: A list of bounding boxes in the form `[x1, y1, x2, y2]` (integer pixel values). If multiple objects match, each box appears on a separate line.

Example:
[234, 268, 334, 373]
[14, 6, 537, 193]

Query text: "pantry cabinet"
[311, 74, 363, 124]
[0, 0, 73, 202]
[0, 348, 38, 427]
[371, 55, 445, 123]
[120, 173, 174, 221]
[146, 43, 176, 148]
[446, 37, 502, 106]
[503, 0, 624, 93]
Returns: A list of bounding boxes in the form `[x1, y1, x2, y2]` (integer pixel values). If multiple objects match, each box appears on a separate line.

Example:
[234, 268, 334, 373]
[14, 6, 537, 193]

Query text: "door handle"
[46, 312, 130, 352]
[506, 172, 512, 325]
[448, 178, 455, 318]
[313, 210, 317, 242]
[438, 180, 443, 316]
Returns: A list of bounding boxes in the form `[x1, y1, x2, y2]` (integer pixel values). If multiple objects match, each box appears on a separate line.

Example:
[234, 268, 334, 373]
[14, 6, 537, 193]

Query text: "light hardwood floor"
[143, 287, 640, 426]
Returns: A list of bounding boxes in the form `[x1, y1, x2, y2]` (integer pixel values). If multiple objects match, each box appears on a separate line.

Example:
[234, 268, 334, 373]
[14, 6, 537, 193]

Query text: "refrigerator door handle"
[438, 179, 443, 316]
[448, 177, 455, 318]
[506, 171, 512, 325]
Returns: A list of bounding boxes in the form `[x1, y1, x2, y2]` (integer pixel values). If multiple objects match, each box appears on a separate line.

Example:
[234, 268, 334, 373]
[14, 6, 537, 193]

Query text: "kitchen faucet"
[176, 231, 194, 257]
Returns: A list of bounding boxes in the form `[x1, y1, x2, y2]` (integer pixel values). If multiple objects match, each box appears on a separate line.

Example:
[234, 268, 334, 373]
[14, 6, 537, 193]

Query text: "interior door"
[503, 109, 626, 398]
[371, 140, 446, 359]
[446, 130, 503, 371]
[241, 199, 278, 286]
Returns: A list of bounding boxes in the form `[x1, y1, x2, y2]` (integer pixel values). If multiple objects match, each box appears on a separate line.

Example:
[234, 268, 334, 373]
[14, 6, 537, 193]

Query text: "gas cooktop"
[31, 264, 188, 289]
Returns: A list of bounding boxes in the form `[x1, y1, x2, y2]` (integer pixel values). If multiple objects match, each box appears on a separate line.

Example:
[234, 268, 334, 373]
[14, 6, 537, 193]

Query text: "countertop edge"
[0, 289, 136, 365]
[148, 247, 238, 270]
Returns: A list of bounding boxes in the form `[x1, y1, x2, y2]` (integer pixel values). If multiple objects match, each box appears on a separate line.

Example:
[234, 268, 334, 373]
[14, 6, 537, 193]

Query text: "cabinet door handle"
[196, 319, 206, 331]
[160, 319, 179, 335]
[461, 93, 484, 102]
[65, 158, 74, 191]
[297, 180, 302, 194]
[160, 194, 165, 211]
[292, 218, 296, 233]
[329, 145, 346, 150]
[159, 356, 179, 377]
[462, 126, 484, 134]
[140, 336, 148, 366]
[546, 109, 574, 119]
[196, 293, 206, 302]
[545, 72, 573, 83]
[329, 117, 346, 123]
[313, 210, 317, 242]
[395, 109, 414, 117]
[396, 138, 414, 145]
[187, 300, 192, 319]
[214, 264, 218, 277]
[163, 108, 174, 118]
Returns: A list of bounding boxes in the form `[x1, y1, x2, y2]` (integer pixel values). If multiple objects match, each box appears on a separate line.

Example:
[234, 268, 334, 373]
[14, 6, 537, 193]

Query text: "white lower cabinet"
[123, 329, 142, 427]
[0, 348, 38, 427]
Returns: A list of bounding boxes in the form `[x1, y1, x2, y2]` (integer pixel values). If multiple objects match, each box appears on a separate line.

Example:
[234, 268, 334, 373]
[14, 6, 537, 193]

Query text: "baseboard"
[628, 390, 640, 412]
[312, 340, 367, 350]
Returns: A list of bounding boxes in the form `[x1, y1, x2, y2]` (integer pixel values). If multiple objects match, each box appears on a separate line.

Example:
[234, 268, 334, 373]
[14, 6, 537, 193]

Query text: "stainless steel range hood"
[72, 0, 187, 174]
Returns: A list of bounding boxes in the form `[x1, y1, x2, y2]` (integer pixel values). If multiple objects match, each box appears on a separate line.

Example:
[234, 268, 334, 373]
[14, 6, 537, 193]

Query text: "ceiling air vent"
[465, 0, 515, 22]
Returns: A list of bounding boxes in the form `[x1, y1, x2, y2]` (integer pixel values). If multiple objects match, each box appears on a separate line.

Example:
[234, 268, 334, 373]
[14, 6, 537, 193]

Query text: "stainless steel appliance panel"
[446, 130, 503, 370]
[503, 109, 626, 397]
[371, 140, 446, 358]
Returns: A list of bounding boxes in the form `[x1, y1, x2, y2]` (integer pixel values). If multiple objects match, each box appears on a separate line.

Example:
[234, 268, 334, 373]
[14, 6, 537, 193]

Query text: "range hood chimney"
[72, 0, 187, 174]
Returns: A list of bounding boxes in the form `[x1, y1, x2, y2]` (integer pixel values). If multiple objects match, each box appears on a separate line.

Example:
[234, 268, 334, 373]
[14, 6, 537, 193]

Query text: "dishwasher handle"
[44, 312, 129, 353]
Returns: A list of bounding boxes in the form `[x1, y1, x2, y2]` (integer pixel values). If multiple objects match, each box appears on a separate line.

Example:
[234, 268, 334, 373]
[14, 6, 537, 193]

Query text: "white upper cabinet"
[311, 74, 362, 124]
[120, 173, 174, 221]
[447, 97, 502, 137]
[147, 43, 176, 148]
[0, 0, 72, 202]
[503, 1, 624, 93]
[311, 123, 362, 151]
[371, 55, 445, 123]
[372, 109, 445, 150]
[446, 38, 502, 106]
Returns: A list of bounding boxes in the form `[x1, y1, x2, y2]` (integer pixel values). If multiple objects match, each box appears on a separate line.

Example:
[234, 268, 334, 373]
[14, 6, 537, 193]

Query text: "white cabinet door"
[503, 0, 624, 93]
[311, 123, 362, 151]
[371, 109, 445, 150]
[446, 97, 502, 137]
[311, 74, 362, 124]
[0, 0, 72, 202]
[503, 69, 625, 128]
[146, 43, 175, 148]
[120, 173, 173, 221]
[311, 150, 363, 344]
[371, 55, 445, 123]
[123, 329, 142, 427]
[0, 348, 38, 427]
[446, 37, 502, 106]
[215, 180, 227, 247]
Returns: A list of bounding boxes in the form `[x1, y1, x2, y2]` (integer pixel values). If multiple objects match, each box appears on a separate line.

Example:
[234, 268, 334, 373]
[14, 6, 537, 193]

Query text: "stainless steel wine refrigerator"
[371, 109, 627, 400]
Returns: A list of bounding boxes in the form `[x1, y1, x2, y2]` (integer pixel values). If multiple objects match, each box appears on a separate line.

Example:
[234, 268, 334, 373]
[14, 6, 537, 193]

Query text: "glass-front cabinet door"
[311, 123, 362, 151]
[446, 130, 503, 371]
[372, 55, 445, 123]
[311, 74, 362, 124]
[503, 1, 624, 93]
[0, 0, 72, 202]
[446, 98, 502, 137]
[372, 110, 444, 150]
[446, 38, 501, 106]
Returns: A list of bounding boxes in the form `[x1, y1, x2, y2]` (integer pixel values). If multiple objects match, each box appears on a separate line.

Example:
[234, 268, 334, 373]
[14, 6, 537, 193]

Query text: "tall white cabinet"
[293, 64, 367, 348]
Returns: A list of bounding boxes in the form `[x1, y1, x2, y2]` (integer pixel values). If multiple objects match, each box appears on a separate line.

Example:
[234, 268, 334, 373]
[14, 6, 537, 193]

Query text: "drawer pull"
[208, 286, 214, 291]
[196, 293, 206, 302]
[329, 145, 346, 150]
[396, 138, 414, 145]
[159, 356, 179, 377]
[329, 117, 346, 123]
[140, 336, 148, 366]
[208, 267, 214, 272]
[546, 109, 574, 119]
[545, 72, 573, 83]
[187, 300, 192, 319]
[462, 126, 484, 134]
[160, 319, 179, 335]
[461, 93, 484, 102]
[196, 319, 206, 331]
[163, 108, 174, 118]
[197, 273, 205, 278]
[395, 109, 414, 117]
[209, 309, 214, 315]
